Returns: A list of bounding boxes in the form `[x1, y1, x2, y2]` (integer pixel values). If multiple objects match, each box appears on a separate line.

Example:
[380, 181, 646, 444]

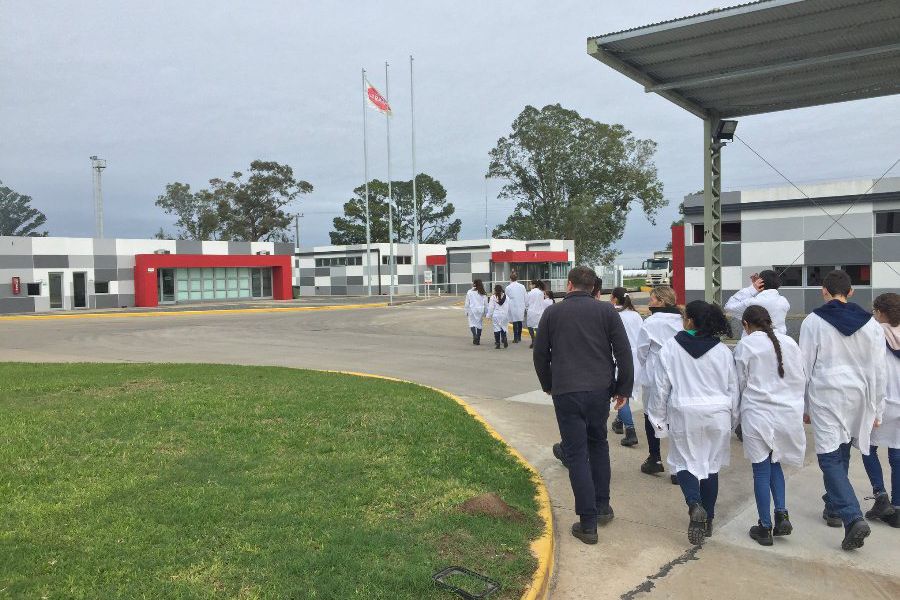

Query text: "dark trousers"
[469, 326, 482, 341]
[553, 390, 611, 529]
[493, 330, 507, 344]
[818, 442, 863, 527]
[644, 413, 661, 459]
[861, 445, 900, 505]
[512, 321, 523, 341]
[676, 471, 719, 519]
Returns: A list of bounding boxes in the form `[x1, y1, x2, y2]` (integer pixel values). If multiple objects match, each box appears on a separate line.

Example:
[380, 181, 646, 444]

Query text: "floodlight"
[714, 120, 738, 141]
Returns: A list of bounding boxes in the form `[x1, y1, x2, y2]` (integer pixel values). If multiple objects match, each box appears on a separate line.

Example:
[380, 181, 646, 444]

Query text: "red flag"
[366, 79, 392, 116]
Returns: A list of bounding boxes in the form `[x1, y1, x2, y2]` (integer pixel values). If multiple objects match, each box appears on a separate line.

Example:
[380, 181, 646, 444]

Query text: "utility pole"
[90, 156, 107, 238]
[294, 213, 304, 252]
[484, 175, 489, 239]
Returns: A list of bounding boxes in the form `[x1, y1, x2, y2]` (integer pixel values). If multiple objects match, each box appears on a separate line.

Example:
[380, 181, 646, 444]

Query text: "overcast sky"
[3, 0, 898, 266]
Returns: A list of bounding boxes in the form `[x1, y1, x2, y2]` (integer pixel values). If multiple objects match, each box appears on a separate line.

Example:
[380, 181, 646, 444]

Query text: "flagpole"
[362, 69, 374, 296]
[385, 61, 395, 305]
[410, 55, 420, 297]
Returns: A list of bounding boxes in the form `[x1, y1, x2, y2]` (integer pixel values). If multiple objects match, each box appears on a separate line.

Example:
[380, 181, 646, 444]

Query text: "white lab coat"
[617, 308, 644, 393]
[542, 297, 553, 309]
[734, 331, 807, 467]
[800, 312, 887, 455]
[724, 286, 790, 337]
[649, 337, 739, 480]
[525, 288, 545, 328]
[464, 288, 488, 329]
[505, 281, 526, 322]
[486, 295, 509, 333]
[870, 325, 899, 449]
[636, 311, 683, 413]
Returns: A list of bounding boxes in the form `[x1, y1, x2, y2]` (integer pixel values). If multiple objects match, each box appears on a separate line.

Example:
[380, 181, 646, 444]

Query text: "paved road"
[1, 297, 897, 599]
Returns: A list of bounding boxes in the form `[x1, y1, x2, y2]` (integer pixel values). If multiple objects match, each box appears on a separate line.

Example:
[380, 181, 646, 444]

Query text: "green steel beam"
[703, 117, 722, 304]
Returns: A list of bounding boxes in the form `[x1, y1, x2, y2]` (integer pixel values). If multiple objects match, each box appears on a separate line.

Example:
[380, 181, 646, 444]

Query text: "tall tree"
[330, 174, 461, 245]
[0, 181, 47, 236]
[154, 182, 221, 240]
[487, 104, 665, 265]
[213, 160, 312, 242]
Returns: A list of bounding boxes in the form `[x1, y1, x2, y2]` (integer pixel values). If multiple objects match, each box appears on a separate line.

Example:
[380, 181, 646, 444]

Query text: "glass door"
[49, 272, 63, 309]
[251, 268, 263, 298]
[158, 269, 175, 303]
[262, 268, 272, 297]
[73, 272, 87, 308]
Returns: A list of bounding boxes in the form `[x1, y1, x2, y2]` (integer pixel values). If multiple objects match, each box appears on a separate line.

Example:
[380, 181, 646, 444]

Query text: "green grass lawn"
[623, 277, 645, 290]
[0, 364, 540, 599]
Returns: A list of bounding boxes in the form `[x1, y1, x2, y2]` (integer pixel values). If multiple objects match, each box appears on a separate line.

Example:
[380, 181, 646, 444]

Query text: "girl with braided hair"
[734, 305, 807, 546]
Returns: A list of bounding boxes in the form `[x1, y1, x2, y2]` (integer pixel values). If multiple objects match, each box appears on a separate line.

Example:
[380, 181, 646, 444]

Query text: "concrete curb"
[0, 302, 390, 322]
[332, 370, 555, 600]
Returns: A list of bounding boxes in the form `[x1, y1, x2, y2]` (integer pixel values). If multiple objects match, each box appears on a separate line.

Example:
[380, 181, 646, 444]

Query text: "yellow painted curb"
[333, 370, 554, 600]
[0, 302, 389, 323]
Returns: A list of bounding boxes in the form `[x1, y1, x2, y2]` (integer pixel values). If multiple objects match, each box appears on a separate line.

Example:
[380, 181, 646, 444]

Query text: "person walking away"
[525, 280, 546, 348]
[506, 272, 527, 343]
[464, 279, 489, 345]
[487, 285, 510, 349]
[609, 287, 643, 448]
[636, 286, 683, 481]
[533, 266, 633, 545]
[725, 270, 790, 337]
[543, 286, 555, 308]
[734, 305, 807, 546]
[800, 270, 886, 551]
[649, 300, 737, 545]
[861, 292, 900, 527]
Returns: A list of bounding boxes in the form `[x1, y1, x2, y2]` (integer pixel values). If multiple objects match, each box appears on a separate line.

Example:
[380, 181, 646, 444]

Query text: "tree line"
[3, 103, 667, 262]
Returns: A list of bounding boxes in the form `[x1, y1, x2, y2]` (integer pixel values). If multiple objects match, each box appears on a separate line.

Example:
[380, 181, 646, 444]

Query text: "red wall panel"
[671, 225, 686, 305]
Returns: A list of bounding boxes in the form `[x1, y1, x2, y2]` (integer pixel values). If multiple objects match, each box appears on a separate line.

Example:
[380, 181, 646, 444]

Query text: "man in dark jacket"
[533, 266, 634, 545]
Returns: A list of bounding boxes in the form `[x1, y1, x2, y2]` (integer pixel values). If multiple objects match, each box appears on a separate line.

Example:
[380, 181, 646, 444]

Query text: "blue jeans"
[512, 321, 523, 341]
[752, 454, 786, 528]
[553, 390, 612, 530]
[676, 471, 719, 519]
[617, 402, 634, 428]
[861, 445, 900, 506]
[818, 442, 863, 527]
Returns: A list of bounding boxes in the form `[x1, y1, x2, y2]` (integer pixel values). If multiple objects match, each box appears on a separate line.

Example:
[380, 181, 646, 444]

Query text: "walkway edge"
[334, 370, 555, 600]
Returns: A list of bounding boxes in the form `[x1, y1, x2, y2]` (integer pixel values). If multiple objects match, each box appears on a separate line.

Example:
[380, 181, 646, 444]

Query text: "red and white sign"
[366, 79, 392, 115]
[11, 276, 20, 295]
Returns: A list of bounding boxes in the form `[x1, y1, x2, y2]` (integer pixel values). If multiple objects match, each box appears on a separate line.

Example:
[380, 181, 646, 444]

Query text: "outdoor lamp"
[714, 120, 738, 141]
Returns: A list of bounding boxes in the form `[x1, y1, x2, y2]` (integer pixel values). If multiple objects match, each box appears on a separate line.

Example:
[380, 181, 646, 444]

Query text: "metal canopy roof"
[587, 0, 900, 119]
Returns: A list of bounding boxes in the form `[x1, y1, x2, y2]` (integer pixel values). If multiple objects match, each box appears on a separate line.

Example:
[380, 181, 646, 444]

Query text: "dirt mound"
[458, 493, 524, 521]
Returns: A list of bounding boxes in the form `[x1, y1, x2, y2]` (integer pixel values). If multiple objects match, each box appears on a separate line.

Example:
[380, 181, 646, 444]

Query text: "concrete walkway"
[0, 296, 897, 599]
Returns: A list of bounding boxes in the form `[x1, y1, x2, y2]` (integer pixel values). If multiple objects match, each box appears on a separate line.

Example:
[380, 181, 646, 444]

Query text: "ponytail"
[611, 287, 635, 311]
[742, 305, 784, 378]
[685, 300, 731, 338]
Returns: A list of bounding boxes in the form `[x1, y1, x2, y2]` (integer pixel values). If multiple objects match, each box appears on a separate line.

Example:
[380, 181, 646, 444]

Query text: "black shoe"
[749, 521, 773, 546]
[670, 474, 679, 485]
[621, 427, 638, 447]
[474, 339, 480, 345]
[640, 456, 664, 475]
[597, 505, 615, 526]
[611, 418, 624, 435]
[773, 511, 793, 536]
[881, 509, 900, 527]
[472, 339, 478, 345]
[705, 518, 714, 538]
[552, 442, 568, 468]
[688, 503, 707, 546]
[529, 342, 533, 349]
[822, 509, 842, 528]
[494, 343, 501, 349]
[865, 492, 895, 520]
[571, 522, 598, 545]
[513, 339, 520, 343]
[503, 340, 508, 348]
[841, 518, 871, 551]
[735, 424, 743, 442]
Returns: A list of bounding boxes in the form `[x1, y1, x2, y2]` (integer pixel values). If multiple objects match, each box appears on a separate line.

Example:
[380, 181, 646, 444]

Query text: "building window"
[26, 282, 41, 296]
[876, 210, 900, 234]
[94, 281, 110, 294]
[316, 256, 363, 267]
[692, 222, 741, 243]
[843, 264, 871, 286]
[772, 266, 802, 287]
[806, 266, 836, 287]
[381, 255, 411, 265]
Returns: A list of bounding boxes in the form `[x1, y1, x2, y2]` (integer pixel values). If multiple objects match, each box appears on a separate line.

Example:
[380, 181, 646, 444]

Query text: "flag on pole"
[365, 79, 392, 116]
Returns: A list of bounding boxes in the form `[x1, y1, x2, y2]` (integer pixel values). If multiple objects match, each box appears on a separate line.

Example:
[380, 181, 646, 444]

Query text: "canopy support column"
[703, 116, 723, 305]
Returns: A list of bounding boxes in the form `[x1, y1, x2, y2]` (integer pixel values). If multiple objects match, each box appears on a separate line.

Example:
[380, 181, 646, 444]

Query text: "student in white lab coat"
[543, 287, 555, 309]
[464, 279, 489, 345]
[861, 292, 900, 527]
[800, 270, 887, 551]
[636, 286, 683, 480]
[487, 284, 510, 349]
[734, 305, 807, 546]
[724, 269, 791, 336]
[525, 280, 546, 349]
[649, 300, 738, 545]
[609, 287, 643, 448]
[505, 272, 527, 343]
